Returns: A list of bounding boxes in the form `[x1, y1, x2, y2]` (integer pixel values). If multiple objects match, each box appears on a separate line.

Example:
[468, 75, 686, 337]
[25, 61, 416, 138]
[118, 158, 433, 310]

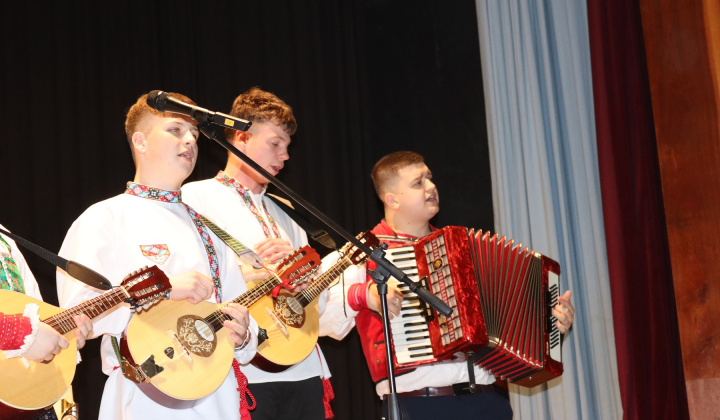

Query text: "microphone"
[146, 90, 252, 132]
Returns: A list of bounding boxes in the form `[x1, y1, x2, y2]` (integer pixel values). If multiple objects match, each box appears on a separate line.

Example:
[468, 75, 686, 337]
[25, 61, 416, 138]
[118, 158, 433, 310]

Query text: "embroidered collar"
[214, 171, 280, 239]
[125, 182, 182, 203]
[215, 171, 267, 196]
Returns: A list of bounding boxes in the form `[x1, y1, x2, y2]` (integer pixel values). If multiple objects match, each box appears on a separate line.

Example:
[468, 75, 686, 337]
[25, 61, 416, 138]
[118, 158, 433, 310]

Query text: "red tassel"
[233, 359, 256, 420]
[313, 345, 334, 419]
[322, 377, 334, 419]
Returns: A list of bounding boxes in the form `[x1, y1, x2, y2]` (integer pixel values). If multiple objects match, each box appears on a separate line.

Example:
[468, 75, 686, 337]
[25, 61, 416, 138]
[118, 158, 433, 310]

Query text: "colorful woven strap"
[198, 215, 264, 270]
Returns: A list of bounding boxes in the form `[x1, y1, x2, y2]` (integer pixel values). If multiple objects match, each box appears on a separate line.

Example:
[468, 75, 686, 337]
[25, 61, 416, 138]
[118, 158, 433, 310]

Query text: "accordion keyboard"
[548, 272, 562, 362]
[385, 246, 435, 365]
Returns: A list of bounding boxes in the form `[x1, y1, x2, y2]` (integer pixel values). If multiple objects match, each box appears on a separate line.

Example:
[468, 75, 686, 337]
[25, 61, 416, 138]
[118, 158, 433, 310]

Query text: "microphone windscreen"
[146, 90, 168, 111]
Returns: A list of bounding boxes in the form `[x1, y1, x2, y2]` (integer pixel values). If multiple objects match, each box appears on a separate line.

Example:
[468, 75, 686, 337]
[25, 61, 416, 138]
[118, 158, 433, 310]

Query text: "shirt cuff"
[347, 280, 372, 312]
[2, 303, 40, 359]
[233, 322, 259, 364]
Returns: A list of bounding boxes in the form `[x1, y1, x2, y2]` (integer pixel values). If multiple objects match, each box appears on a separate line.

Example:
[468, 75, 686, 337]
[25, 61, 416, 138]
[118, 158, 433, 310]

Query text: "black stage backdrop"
[0, 1, 493, 419]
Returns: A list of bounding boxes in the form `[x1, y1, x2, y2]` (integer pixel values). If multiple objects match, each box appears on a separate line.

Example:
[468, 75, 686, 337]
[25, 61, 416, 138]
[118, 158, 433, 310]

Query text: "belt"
[383, 383, 496, 399]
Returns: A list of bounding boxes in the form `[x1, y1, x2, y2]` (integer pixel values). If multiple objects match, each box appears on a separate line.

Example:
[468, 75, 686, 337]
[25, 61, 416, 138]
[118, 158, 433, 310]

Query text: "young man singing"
[182, 87, 334, 419]
[57, 92, 257, 419]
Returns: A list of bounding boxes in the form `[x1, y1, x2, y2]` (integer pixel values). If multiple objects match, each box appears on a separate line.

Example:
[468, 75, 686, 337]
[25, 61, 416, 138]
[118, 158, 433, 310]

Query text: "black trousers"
[248, 376, 326, 420]
[381, 390, 513, 420]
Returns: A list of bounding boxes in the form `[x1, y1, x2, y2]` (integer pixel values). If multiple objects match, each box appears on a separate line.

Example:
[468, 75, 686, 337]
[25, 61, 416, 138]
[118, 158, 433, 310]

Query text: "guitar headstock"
[119, 266, 172, 309]
[341, 231, 379, 265]
[276, 245, 321, 287]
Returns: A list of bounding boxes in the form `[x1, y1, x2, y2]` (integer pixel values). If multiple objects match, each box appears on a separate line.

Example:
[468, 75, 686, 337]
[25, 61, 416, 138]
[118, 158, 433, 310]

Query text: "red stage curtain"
[586, 0, 689, 419]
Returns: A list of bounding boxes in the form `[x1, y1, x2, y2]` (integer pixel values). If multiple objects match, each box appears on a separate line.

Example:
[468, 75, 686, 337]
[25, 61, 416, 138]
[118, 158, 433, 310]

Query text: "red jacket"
[354, 220, 437, 383]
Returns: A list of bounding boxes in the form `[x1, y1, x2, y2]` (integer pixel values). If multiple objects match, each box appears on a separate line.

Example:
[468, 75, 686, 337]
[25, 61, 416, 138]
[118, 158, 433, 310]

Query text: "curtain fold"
[475, 1, 622, 418]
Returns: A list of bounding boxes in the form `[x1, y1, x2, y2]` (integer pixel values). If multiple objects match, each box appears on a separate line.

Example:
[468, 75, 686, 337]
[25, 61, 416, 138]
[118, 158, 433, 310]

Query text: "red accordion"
[386, 226, 563, 387]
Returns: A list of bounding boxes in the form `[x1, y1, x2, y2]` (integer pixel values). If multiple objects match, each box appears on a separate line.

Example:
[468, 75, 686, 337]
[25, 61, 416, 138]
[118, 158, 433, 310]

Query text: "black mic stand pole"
[367, 246, 403, 420]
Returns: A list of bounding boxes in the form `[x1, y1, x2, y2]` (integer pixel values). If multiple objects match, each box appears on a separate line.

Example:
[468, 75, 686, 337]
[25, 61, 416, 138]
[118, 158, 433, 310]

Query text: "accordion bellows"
[387, 226, 563, 387]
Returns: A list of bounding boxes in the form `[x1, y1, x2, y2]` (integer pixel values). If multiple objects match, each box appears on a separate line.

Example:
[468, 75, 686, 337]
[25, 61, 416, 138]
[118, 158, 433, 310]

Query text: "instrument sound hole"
[272, 295, 306, 328]
[195, 320, 215, 341]
[286, 297, 302, 315]
[176, 315, 217, 357]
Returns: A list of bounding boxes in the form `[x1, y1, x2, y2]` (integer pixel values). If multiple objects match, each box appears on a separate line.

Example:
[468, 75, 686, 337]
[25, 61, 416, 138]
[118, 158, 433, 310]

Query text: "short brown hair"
[125, 92, 197, 160]
[371, 151, 426, 198]
[225, 87, 297, 140]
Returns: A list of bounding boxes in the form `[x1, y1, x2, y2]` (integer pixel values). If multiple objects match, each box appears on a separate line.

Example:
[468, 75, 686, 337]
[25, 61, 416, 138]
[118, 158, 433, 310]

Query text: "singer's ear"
[233, 130, 250, 144]
[131, 132, 147, 154]
[384, 192, 399, 210]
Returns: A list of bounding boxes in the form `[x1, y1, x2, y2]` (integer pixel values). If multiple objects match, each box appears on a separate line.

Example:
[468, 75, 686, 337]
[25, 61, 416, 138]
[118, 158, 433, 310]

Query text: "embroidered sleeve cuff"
[0, 313, 30, 350]
[2, 303, 40, 358]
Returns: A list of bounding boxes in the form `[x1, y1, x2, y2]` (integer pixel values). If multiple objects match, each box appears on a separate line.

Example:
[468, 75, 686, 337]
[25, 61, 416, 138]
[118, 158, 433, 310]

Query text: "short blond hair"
[124, 92, 197, 161]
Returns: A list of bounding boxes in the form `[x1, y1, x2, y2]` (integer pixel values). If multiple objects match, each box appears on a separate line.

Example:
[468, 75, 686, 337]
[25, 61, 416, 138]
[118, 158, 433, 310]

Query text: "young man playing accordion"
[322, 151, 575, 419]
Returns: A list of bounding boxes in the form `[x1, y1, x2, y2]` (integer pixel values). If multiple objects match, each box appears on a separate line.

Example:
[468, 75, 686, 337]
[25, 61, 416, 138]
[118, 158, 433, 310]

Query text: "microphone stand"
[367, 245, 402, 420]
[197, 122, 450, 420]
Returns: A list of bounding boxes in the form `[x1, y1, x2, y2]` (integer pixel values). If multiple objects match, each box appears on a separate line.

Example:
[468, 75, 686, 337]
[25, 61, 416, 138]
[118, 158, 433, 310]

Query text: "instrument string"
[44, 288, 126, 334]
[301, 259, 353, 303]
[203, 271, 287, 328]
